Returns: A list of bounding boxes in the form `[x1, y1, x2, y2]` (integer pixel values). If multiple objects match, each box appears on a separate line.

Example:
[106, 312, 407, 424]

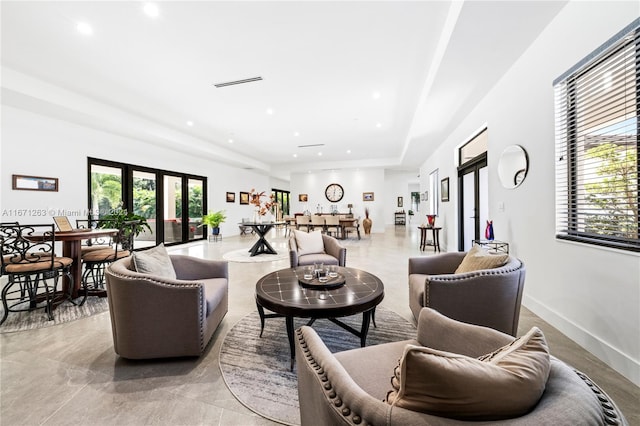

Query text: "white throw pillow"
[294, 230, 325, 256]
[132, 243, 177, 279]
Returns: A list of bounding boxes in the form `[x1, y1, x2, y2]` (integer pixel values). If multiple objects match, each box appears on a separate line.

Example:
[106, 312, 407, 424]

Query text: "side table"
[418, 226, 441, 252]
[472, 240, 509, 254]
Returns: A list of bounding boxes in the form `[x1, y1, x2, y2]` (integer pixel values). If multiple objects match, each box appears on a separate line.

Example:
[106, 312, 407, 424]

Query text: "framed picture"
[299, 193, 308, 202]
[397, 196, 403, 207]
[53, 216, 73, 232]
[239, 191, 250, 205]
[363, 192, 374, 202]
[226, 192, 235, 203]
[441, 177, 450, 202]
[12, 174, 58, 192]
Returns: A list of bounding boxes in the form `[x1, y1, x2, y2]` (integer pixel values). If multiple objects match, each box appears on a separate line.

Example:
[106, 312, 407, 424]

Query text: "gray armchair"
[105, 255, 228, 359]
[289, 234, 346, 268]
[296, 307, 628, 426]
[408, 252, 525, 336]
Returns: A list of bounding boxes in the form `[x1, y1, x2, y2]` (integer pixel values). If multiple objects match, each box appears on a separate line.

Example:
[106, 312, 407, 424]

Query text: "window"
[554, 19, 639, 251]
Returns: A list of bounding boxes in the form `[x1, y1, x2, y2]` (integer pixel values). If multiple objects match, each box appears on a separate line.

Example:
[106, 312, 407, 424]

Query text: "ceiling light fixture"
[346, 149, 351, 154]
[293, 154, 298, 158]
[372, 91, 381, 99]
[376, 122, 382, 128]
[294, 132, 300, 137]
[143, 3, 160, 18]
[186, 121, 194, 126]
[318, 152, 322, 156]
[266, 108, 274, 115]
[213, 76, 263, 88]
[228, 139, 233, 143]
[76, 22, 93, 35]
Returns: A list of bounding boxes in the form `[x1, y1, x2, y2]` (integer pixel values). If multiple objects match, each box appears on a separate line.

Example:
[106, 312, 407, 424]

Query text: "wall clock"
[325, 183, 344, 202]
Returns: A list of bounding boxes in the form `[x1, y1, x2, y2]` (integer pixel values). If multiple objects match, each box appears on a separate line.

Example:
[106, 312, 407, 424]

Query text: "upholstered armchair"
[408, 251, 525, 336]
[105, 253, 228, 359]
[289, 230, 346, 268]
[295, 307, 628, 426]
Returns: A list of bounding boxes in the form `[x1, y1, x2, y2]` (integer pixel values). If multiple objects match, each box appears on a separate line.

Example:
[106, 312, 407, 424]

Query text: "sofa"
[295, 307, 627, 425]
[408, 251, 525, 335]
[105, 254, 228, 359]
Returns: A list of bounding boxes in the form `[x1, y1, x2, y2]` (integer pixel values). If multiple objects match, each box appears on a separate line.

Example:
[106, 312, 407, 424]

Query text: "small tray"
[298, 273, 345, 289]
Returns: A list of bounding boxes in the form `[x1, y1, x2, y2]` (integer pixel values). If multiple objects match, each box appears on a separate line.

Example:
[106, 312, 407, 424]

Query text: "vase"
[362, 217, 372, 235]
[485, 220, 494, 241]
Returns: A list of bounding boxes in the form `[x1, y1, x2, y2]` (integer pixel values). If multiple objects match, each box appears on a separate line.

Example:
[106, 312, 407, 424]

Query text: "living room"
[1, 1, 639, 425]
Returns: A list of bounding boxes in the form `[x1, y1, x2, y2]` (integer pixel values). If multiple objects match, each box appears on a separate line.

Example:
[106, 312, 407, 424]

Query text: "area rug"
[219, 306, 416, 425]
[222, 248, 288, 263]
[0, 297, 109, 333]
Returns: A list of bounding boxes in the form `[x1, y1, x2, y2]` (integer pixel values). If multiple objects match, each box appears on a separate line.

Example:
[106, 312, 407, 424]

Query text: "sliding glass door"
[88, 158, 207, 247]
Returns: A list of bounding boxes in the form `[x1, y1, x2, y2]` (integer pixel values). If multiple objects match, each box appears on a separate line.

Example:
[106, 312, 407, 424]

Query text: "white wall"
[1, 106, 270, 237]
[289, 169, 386, 232]
[383, 170, 419, 225]
[416, 1, 640, 385]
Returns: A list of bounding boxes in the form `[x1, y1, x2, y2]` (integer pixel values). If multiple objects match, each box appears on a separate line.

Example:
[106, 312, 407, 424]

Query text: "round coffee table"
[255, 266, 384, 369]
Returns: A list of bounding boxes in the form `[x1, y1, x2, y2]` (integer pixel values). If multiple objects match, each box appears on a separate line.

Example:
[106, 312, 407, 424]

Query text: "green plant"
[98, 205, 152, 249]
[201, 210, 227, 229]
[408, 210, 414, 215]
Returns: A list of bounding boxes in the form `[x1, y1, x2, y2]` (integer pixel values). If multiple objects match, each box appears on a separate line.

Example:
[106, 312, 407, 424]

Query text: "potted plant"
[408, 209, 414, 223]
[98, 206, 152, 250]
[201, 210, 227, 235]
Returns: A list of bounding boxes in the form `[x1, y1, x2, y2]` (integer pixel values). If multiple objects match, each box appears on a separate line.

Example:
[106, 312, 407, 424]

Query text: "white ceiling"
[1, 1, 567, 180]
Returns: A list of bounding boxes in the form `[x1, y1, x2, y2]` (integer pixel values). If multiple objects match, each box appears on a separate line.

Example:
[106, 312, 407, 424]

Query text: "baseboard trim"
[523, 295, 639, 387]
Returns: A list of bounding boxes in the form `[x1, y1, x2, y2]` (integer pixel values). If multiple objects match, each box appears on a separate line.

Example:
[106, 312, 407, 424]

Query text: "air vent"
[297, 144, 325, 148]
[214, 77, 263, 88]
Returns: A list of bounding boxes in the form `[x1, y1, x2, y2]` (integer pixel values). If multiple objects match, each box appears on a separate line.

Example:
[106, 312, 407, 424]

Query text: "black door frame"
[457, 152, 487, 251]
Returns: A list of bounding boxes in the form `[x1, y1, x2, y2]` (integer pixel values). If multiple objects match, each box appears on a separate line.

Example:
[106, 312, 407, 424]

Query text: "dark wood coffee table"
[255, 266, 384, 369]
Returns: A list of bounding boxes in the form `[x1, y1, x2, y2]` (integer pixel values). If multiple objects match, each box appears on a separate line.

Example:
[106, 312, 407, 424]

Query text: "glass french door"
[458, 154, 488, 251]
[132, 170, 156, 249]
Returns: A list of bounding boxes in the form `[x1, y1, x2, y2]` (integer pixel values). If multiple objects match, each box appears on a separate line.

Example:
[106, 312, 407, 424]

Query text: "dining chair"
[310, 215, 326, 233]
[296, 216, 311, 232]
[79, 220, 139, 305]
[0, 223, 74, 326]
[324, 216, 341, 238]
[76, 219, 114, 253]
[344, 218, 361, 240]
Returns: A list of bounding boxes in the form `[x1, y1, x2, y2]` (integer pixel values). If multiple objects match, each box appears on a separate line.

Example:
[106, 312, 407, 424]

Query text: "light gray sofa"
[105, 255, 228, 359]
[289, 234, 346, 267]
[296, 307, 628, 425]
[409, 252, 525, 336]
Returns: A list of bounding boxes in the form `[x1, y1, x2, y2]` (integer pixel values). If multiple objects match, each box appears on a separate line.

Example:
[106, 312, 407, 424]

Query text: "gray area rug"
[0, 297, 109, 333]
[219, 306, 416, 425]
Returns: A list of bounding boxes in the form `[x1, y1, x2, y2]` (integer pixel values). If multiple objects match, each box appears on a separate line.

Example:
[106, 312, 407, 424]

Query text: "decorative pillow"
[385, 327, 550, 420]
[132, 243, 177, 280]
[454, 244, 509, 274]
[293, 230, 325, 256]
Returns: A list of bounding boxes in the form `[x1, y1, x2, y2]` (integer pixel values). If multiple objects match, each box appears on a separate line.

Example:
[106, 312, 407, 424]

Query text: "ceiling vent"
[297, 144, 325, 148]
[214, 77, 263, 88]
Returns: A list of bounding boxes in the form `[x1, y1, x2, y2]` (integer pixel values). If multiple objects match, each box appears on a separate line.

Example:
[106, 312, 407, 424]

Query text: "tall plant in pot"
[201, 210, 227, 235]
[362, 207, 372, 235]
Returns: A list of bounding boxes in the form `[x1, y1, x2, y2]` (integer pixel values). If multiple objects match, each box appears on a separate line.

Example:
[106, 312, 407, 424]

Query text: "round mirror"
[498, 145, 528, 189]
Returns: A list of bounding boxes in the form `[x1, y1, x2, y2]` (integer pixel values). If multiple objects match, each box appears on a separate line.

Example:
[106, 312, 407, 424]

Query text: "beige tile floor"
[1, 225, 638, 425]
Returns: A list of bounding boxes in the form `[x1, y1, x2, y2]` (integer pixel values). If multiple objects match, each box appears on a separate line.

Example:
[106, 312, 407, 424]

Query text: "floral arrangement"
[249, 189, 274, 215]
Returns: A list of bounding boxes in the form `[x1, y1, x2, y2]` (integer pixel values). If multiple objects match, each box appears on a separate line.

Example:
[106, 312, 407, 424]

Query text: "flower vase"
[253, 209, 260, 223]
[485, 220, 494, 240]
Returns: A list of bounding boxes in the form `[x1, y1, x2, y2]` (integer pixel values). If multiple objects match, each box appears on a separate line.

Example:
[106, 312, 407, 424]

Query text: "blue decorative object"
[485, 220, 494, 241]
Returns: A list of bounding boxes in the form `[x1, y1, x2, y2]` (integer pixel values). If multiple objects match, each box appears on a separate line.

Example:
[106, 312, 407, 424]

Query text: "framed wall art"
[441, 177, 450, 202]
[363, 192, 374, 201]
[299, 193, 308, 202]
[397, 196, 403, 207]
[239, 191, 250, 205]
[12, 174, 58, 192]
[226, 192, 235, 203]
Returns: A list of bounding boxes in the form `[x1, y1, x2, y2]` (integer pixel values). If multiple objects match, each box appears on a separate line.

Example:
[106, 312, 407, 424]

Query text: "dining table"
[238, 221, 285, 256]
[54, 228, 118, 298]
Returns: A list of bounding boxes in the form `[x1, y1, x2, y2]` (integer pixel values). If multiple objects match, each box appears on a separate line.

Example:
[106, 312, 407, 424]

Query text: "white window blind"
[554, 19, 639, 251]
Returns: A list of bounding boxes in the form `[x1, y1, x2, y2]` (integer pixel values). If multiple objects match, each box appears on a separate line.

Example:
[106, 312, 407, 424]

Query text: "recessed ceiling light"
[318, 152, 322, 156]
[266, 108, 274, 115]
[186, 121, 194, 126]
[143, 3, 160, 18]
[293, 154, 298, 158]
[346, 149, 351, 154]
[376, 122, 382, 128]
[228, 139, 234, 143]
[294, 132, 300, 137]
[76, 22, 93, 35]
[372, 91, 381, 99]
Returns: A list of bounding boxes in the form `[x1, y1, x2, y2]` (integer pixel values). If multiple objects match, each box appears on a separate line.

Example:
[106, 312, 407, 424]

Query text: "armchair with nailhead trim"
[295, 307, 628, 426]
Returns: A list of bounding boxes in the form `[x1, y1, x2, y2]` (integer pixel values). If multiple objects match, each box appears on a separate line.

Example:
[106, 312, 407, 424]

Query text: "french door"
[458, 153, 488, 251]
[88, 158, 207, 247]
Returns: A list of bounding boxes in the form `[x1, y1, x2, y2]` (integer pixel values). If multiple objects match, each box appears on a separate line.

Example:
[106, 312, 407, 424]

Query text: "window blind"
[554, 19, 639, 251]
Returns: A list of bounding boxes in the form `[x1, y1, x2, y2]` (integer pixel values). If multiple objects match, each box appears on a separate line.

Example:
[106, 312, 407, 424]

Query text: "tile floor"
[1, 225, 638, 425]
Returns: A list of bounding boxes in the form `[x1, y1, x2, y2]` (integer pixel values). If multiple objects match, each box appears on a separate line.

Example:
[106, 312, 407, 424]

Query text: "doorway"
[458, 154, 488, 251]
